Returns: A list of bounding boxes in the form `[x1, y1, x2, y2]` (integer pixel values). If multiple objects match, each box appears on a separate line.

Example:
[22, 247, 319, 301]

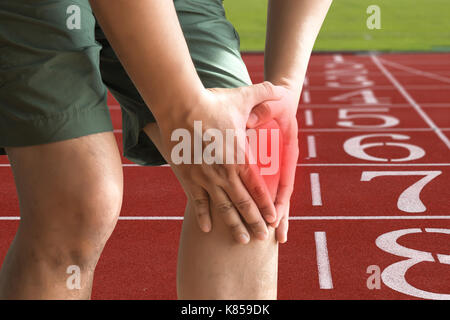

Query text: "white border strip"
[371, 54, 450, 149]
[1, 163, 450, 168]
[304, 109, 314, 126]
[1, 215, 449, 221]
[307, 136, 317, 158]
[379, 58, 450, 84]
[297, 163, 450, 167]
[299, 128, 450, 132]
[310, 173, 323, 206]
[315, 231, 334, 289]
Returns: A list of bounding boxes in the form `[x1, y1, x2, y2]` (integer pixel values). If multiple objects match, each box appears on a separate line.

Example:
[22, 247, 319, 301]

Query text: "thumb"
[239, 81, 283, 110]
[247, 102, 273, 128]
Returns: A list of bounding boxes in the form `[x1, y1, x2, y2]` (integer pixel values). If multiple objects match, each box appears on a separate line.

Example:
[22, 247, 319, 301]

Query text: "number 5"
[361, 171, 442, 213]
[338, 108, 399, 128]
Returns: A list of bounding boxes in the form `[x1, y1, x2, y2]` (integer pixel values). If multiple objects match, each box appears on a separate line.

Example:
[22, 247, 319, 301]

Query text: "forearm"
[265, 0, 332, 97]
[90, 0, 205, 123]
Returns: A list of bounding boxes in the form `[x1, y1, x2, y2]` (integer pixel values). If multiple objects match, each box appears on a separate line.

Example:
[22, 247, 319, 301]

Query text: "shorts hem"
[0, 102, 113, 154]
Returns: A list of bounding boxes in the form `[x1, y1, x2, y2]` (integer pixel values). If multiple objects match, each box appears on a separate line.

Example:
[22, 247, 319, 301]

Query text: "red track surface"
[1, 53, 449, 299]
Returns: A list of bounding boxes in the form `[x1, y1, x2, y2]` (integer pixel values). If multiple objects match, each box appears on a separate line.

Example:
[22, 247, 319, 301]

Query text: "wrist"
[152, 87, 209, 132]
[152, 84, 208, 130]
[269, 77, 302, 102]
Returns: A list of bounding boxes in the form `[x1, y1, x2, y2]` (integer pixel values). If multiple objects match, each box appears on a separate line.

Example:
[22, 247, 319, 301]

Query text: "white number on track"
[361, 171, 442, 213]
[343, 134, 425, 162]
[376, 228, 450, 300]
[338, 108, 399, 128]
[330, 89, 379, 105]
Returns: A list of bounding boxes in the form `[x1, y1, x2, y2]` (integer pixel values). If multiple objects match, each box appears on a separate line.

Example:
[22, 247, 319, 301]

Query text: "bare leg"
[144, 123, 278, 300]
[0, 132, 123, 299]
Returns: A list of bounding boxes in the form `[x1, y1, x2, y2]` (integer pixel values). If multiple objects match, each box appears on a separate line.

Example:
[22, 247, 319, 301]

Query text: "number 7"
[361, 171, 442, 213]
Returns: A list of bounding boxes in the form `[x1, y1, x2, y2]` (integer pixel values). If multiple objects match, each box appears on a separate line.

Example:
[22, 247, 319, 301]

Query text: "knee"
[21, 177, 123, 269]
[70, 179, 123, 246]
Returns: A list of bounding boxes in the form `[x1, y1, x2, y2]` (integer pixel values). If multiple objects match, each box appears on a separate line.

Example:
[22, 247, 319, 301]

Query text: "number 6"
[344, 134, 425, 162]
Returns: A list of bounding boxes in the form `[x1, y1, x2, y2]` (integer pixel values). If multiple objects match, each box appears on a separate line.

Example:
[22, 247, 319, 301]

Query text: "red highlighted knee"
[250, 120, 282, 200]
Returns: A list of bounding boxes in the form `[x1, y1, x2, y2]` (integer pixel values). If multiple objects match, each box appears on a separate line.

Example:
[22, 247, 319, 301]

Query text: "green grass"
[223, 0, 450, 52]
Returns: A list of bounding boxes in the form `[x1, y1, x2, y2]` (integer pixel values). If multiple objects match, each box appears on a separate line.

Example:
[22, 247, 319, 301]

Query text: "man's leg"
[177, 205, 278, 299]
[96, 0, 279, 299]
[0, 132, 123, 299]
[144, 124, 279, 299]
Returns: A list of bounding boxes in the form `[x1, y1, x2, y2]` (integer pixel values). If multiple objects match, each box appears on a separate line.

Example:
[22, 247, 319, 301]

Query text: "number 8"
[376, 228, 450, 300]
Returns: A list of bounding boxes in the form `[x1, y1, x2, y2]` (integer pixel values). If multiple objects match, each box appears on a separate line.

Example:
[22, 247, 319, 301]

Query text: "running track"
[0, 53, 449, 300]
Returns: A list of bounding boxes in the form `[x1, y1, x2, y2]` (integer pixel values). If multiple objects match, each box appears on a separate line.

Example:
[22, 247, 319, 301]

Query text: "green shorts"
[0, 0, 251, 165]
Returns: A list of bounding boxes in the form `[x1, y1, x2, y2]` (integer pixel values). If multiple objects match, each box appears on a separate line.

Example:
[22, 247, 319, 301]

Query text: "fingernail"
[256, 231, 268, 240]
[265, 214, 276, 223]
[275, 217, 282, 228]
[201, 222, 211, 233]
[239, 233, 250, 244]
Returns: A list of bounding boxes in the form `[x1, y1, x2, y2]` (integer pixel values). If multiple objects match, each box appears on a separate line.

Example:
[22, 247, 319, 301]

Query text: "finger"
[274, 153, 297, 227]
[190, 186, 212, 233]
[274, 120, 298, 227]
[247, 102, 272, 128]
[240, 163, 277, 224]
[239, 82, 283, 111]
[210, 187, 251, 244]
[276, 210, 289, 244]
[246, 86, 291, 128]
[274, 185, 292, 227]
[222, 173, 269, 240]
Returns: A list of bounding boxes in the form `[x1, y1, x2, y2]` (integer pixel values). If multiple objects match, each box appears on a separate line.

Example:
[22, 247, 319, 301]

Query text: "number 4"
[361, 171, 442, 213]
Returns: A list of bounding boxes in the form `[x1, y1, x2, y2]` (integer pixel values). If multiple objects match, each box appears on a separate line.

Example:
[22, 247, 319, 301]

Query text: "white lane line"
[290, 215, 450, 220]
[1, 163, 450, 168]
[109, 103, 450, 110]
[310, 173, 323, 206]
[311, 85, 450, 91]
[371, 54, 450, 149]
[299, 128, 449, 132]
[302, 90, 311, 104]
[115, 128, 450, 134]
[304, 76, 309, 86]
[297, 163, 450, 167]
[379, 58, 450, 84]
[307, 135, 317, 159]
[298, 103, 450, 108]
[313, 85, 450, 90]
[300, 71, 450, 77]
[115, 128, 450, 133]
[1, 215, 449, 221]
[119, 216, 183, 220]
[315, 231, 334, 290]
[304, 109, 314, 126]
[333, 54, 344, 63]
